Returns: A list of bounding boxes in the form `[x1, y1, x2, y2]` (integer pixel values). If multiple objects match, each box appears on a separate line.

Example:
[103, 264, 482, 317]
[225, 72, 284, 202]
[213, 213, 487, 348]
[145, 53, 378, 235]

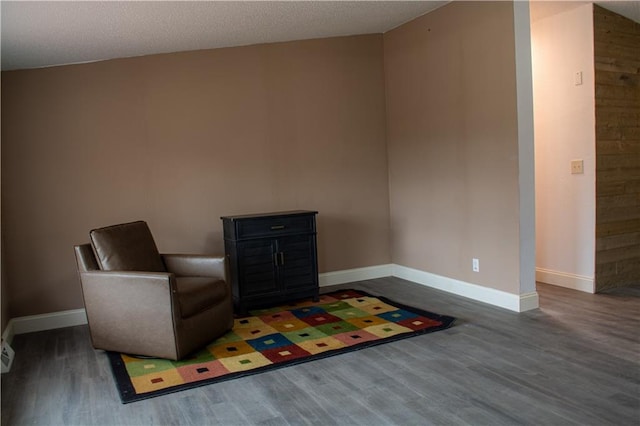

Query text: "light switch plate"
[571, 159, 584, 174]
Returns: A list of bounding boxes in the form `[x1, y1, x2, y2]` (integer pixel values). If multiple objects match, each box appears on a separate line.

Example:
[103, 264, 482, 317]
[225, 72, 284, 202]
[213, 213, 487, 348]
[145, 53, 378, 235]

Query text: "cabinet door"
[278, 234, 318, 291]
[237, 239, 279, 297]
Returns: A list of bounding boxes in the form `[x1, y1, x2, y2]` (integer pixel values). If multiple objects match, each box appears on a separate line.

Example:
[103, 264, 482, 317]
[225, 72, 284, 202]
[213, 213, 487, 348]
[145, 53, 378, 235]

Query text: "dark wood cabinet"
[221, 210, 319, 313]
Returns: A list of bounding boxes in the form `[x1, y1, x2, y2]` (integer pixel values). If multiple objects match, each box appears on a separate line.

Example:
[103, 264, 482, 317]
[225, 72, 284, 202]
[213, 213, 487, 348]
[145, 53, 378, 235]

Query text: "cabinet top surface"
[220, 210, 318, 221]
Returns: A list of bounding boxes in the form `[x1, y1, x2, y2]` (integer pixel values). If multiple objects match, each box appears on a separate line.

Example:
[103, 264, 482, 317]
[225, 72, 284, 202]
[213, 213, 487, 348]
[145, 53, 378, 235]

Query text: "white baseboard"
[3, 266, 393, 338]
[393, 264, 539, 312]
[1, 322, 15, 346]
[536, 268, 594, 293]
[7, 309, 88, 338]
[2, 263, 540, 340]
[1, 309, 87, 372]
[519, 291, 540, 312]
[319, 264, 393, 287]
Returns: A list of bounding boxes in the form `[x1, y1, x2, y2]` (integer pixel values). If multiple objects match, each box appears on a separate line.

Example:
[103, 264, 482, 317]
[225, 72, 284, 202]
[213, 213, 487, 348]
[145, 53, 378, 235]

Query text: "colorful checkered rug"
[108, 289, 455, 403]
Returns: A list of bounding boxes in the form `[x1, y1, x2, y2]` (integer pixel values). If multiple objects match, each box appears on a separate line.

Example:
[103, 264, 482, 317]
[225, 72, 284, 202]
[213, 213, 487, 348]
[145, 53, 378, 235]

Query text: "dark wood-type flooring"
[2, 278, 639, 425]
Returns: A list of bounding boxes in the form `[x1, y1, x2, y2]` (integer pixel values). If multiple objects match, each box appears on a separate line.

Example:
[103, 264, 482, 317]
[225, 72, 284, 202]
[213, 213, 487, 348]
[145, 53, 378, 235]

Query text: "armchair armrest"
[161, 254, 227, 280]
[79, 270, 178, 320]
[78, 270, 181, 359]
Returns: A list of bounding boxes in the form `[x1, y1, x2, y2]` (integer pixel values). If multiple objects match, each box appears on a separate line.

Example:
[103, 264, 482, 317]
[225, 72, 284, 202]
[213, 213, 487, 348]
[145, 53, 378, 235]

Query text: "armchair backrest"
[89, 221, 166, 272]
[74, 244, 99, 272]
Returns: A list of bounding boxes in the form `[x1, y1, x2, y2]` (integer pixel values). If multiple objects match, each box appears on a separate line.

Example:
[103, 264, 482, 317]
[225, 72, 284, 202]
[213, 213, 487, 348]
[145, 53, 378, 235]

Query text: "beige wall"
[1, 236, 6, 333]
[1, 34, 391, 318]
[2, 1, 534, 321]
[384, 1, 523, 293]
[1, 225, 6, 333]
[1, 79, 7, 330]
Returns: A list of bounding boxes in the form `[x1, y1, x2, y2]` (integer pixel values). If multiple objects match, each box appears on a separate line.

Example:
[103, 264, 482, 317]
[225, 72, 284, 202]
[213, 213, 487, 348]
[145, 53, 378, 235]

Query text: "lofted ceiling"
[0, 1, 449, 71]
[1, 1, 638, 72]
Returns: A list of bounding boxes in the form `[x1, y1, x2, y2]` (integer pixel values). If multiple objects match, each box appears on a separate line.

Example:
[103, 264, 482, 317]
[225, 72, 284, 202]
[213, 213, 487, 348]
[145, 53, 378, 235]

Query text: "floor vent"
[1, 341, 15, 373]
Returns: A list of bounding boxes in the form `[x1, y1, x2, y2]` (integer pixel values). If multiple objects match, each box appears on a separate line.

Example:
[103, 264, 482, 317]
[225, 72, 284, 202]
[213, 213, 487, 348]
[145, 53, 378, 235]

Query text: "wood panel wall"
[594, 5, 640, 292]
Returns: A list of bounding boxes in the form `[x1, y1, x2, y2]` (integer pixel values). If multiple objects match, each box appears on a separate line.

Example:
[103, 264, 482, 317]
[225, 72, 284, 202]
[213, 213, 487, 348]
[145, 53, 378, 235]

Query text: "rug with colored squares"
[108, 289, 456, 403]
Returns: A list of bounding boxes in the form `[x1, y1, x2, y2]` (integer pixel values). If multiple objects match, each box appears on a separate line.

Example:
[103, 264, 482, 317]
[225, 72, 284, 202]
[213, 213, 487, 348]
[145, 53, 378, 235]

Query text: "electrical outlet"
[472, 258, 480, 272]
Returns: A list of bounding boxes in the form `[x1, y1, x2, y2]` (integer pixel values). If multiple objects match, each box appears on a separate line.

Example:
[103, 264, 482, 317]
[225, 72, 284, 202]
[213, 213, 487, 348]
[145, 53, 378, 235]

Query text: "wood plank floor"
[2, 278, 639, 425]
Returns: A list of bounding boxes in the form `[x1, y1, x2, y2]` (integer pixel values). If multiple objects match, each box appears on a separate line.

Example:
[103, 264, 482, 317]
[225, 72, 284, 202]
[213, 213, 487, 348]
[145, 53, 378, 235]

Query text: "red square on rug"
[260, 344, 312, 363]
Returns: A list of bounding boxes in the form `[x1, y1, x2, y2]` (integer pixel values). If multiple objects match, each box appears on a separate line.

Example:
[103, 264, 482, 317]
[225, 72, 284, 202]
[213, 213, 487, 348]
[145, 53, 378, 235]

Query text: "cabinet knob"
[270, 225, 286, 230]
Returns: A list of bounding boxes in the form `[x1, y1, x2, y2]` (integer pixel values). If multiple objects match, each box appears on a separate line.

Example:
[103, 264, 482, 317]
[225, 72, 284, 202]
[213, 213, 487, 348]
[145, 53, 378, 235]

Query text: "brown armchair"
[74, 221, 234, 361]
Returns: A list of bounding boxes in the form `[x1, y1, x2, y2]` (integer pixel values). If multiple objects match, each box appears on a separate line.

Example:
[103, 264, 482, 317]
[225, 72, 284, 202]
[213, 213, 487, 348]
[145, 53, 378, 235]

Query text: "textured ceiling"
[1, 1, 638, 72]
[0, 1, 448, 71]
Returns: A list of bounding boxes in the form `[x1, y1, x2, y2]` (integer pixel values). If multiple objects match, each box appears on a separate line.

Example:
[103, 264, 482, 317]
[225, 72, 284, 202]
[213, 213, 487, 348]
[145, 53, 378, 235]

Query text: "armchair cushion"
[90, 221, 166, 272]
[175, 277, 228, 318]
